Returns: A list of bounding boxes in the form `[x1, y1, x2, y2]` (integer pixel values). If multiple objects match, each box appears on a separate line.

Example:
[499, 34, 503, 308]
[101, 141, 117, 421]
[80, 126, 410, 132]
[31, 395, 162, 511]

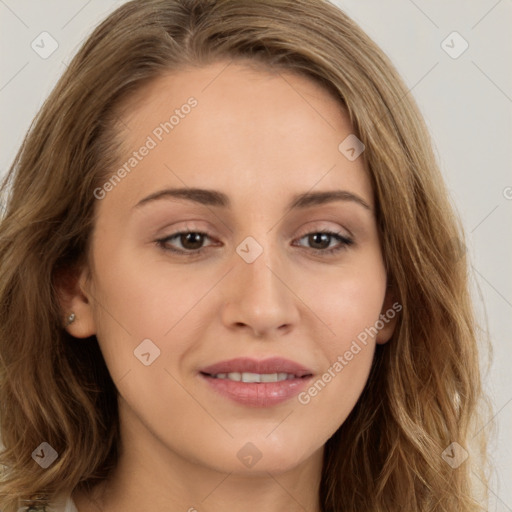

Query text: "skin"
[59, 60, 397, 512]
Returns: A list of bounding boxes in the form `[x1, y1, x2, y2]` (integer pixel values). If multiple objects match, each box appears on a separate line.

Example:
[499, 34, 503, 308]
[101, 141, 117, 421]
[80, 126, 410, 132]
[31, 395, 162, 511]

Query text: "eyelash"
[155, 228, 354, 258]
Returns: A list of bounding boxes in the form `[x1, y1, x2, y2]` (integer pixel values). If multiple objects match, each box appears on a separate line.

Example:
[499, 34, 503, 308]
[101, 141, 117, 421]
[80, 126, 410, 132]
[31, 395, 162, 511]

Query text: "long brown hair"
[0, 1, 492, 510]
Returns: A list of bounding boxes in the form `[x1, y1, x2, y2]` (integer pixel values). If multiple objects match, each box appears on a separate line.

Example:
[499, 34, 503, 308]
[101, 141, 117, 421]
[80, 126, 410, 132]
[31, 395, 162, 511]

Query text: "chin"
[194, 436, 320, 475]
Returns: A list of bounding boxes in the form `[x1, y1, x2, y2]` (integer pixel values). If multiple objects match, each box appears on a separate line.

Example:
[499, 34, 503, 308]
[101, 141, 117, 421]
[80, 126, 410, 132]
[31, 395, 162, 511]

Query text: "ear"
[54, 264, 96, 338]
[375, 284, 400, 345]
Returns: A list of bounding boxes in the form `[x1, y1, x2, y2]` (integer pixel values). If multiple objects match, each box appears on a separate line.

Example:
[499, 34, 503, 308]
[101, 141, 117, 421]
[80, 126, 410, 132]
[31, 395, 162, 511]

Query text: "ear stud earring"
[66, 312, 76, 326]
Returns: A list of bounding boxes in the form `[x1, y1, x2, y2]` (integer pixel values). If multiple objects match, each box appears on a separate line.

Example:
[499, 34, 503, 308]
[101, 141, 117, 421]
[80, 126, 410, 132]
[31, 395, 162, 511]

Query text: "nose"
[220, 236, 300, 338]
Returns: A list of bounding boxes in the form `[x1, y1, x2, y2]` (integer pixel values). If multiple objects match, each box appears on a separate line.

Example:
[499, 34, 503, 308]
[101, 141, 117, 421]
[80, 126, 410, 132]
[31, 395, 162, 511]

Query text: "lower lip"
[200, 374, 312, 407]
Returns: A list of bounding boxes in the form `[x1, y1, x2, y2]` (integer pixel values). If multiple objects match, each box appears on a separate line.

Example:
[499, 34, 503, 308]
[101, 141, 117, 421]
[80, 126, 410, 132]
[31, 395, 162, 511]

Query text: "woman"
[0, 0, 491, 511]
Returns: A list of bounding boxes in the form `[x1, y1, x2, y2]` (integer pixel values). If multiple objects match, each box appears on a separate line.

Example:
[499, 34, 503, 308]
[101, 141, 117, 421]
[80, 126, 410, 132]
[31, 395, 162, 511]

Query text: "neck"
[73, 399, 324, 512]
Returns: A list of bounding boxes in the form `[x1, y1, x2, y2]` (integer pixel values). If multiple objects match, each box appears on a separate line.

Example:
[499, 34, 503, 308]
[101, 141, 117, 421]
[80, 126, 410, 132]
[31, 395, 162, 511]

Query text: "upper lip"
[200, 357, 313, 377]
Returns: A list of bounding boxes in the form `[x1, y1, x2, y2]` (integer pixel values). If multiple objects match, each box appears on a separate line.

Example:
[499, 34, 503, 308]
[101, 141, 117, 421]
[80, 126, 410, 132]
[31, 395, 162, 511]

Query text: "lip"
[199, 357, 314, 407]
[200, 357, 313, 377]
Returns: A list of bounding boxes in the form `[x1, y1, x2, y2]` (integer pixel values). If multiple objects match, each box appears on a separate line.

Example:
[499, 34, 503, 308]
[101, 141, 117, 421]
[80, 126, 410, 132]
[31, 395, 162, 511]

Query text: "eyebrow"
[133, 187, 372, 212]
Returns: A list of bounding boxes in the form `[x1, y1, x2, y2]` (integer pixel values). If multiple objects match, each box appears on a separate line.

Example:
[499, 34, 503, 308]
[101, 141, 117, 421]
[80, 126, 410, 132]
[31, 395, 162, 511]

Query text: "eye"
[155, 228, 354, 258]
[156, 230, 214, 257]
[294, 229, 354, 255]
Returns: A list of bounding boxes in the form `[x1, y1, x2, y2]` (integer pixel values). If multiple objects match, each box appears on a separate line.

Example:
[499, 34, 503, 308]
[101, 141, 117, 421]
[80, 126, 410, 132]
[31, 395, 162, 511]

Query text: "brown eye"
[175, 232, 206, 251]
[155, 229, 353, 258]
[156, 231, 214, 256]
[294, 230, 353, 255]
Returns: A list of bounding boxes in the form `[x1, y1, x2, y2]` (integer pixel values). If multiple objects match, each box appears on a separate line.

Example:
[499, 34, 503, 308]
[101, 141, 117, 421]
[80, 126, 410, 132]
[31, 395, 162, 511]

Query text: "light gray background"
[1, 1, 511, 509]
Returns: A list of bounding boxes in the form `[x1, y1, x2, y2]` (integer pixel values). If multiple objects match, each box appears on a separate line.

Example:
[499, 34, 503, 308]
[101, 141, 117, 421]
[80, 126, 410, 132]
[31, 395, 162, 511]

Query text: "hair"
[0, 0, 493, 510]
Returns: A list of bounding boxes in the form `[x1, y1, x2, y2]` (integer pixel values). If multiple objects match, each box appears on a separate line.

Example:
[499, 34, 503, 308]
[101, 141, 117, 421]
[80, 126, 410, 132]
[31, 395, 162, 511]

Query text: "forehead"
[121, 59, 345, 119]
[100, 60, 373, 214]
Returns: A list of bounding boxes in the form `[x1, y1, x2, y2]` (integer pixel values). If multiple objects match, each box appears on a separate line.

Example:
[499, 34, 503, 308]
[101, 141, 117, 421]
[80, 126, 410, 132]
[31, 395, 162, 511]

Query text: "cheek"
[86, 240, 165, 378]
[295, 260, 386, 413]
[89, 241, 212, 380]
[91, 238, 182, 334]
[310, 257, 387, 350]
[328, 275, 385, 343]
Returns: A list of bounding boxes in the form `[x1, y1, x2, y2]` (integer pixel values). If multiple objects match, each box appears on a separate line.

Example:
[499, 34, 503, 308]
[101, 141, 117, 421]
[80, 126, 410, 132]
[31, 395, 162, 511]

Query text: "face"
[64, 60, 396, 477]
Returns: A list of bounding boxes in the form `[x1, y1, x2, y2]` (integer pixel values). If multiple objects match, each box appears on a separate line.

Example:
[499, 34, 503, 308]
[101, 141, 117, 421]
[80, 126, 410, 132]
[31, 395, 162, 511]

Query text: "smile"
[207, 372, 304, 382]
[199, 357, 314, 407]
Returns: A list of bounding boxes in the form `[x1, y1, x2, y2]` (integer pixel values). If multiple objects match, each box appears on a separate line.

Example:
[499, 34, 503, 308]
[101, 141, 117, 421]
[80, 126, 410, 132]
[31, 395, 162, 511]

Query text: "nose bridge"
[222, 229, 298, 335]
[236, 231, 284, 301]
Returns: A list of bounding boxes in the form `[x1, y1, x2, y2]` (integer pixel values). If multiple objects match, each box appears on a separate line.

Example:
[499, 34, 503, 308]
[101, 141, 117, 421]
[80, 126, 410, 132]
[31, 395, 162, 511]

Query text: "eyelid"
[294, 221, 352, 240]
[156, 220, 351, 243]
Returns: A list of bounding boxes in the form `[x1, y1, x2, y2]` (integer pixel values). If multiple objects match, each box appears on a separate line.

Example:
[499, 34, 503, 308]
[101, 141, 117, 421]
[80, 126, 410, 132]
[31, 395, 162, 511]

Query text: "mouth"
[199, 357, 314, 407]
[202, 371, 310, 382]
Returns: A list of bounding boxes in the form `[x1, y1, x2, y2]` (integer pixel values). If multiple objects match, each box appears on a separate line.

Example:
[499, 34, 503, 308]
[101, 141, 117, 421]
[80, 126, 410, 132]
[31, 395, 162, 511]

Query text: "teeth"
[212, 372, 297, 382]
[241, 372, 260, 383]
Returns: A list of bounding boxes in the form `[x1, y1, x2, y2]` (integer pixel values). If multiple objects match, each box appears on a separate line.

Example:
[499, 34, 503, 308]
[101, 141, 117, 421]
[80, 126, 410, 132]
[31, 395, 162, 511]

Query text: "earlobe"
[375, 286, 400, 345]
[54, 264, 96, 338]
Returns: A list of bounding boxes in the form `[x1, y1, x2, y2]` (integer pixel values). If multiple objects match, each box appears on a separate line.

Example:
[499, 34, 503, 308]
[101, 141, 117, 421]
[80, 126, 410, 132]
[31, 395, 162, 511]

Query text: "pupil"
[183, 233, 203, 250]
[310, 233, 329, 249]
